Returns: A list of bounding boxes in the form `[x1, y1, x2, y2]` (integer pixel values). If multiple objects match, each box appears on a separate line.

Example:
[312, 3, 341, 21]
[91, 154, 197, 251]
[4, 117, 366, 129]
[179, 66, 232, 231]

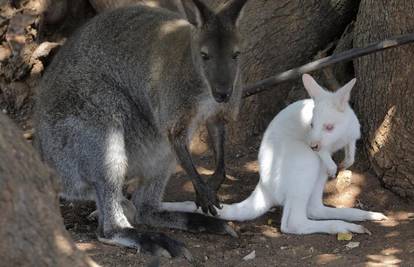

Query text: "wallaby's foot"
[194, 181, 222, 216]
[186, 213, 238, 237]
[283, 220, 372, 235]
[98, 228, 193, 260]
[136, 209, 237, 237]
[306, 204, 388, 222]
[333, 221, 372, 235]
[87, 198, 136, 223]
[366, 211, 388, 221]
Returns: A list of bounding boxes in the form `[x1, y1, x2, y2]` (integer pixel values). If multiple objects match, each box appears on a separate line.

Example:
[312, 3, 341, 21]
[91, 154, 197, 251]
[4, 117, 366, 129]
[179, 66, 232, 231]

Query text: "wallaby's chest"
[187, 98, 221, 143]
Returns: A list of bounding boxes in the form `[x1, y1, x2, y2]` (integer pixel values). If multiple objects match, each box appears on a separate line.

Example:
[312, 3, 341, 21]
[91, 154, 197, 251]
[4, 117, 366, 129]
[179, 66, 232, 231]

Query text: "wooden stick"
[242, 33, 414, 98]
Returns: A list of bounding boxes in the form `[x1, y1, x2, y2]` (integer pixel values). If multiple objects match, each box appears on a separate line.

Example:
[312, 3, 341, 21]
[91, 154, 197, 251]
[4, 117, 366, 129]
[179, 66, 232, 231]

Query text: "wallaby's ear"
[219, 0, 249, 27]
[302, 74, 326, 100]
[335, 78, 356, 111]
[182, 0, 214, 28]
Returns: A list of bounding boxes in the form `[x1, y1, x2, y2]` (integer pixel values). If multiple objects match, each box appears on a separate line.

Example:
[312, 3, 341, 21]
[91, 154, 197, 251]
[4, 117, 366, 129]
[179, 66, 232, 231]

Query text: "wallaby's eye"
[232, 51, 241, 60]
[310, 122, 314, 128]
[201, 51, 210, 61]
[324, 124, 334, 132]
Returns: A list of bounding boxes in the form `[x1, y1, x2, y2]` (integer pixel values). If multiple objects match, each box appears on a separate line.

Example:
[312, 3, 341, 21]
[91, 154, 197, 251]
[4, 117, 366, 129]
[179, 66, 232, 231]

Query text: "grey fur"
[35, 0, 248, 257]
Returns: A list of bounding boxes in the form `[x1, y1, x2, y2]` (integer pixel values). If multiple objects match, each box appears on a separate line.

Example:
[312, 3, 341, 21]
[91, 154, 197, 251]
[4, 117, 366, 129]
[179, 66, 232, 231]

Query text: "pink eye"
[324, 124, 334, 132]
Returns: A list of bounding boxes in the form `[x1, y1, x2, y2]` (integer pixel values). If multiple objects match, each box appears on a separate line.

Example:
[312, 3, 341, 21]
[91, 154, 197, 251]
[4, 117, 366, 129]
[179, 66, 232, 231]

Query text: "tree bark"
[353, 0, 414, 199]
[0, 113, 96, 267]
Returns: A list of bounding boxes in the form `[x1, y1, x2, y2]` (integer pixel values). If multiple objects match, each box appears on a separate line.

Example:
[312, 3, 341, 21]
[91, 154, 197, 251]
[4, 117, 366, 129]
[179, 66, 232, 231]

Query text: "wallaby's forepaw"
[195, 182, 222, 216]
[98, 229, 193, 261]
[327, 163, 338, 178]
[339, 159, 354, 170]
[187, 213, 238, 237]
[367, 211, 388, 221]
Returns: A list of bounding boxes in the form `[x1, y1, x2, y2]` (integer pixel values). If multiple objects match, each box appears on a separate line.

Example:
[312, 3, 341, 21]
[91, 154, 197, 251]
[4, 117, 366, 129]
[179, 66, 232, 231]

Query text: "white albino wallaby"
[163, 74, 387, 235]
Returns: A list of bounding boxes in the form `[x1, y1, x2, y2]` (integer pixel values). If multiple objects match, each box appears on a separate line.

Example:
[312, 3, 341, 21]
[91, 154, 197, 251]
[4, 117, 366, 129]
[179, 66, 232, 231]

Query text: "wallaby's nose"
[310, 142, 320, 151]
[213, 92, 231, 103]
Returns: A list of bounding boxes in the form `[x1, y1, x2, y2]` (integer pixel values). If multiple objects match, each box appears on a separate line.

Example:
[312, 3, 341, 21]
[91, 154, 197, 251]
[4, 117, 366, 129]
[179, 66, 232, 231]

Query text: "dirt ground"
[60, 139, 414, 267]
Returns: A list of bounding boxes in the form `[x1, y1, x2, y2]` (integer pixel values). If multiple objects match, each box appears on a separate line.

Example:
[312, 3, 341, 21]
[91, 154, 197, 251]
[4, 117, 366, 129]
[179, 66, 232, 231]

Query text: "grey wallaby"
[34, 0, 249, 258]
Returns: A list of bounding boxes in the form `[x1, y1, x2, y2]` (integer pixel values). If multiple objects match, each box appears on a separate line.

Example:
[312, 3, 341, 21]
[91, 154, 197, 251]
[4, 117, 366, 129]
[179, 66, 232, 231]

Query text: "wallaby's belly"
[260, 135, 320, 206]
[258, 99, 320, 206]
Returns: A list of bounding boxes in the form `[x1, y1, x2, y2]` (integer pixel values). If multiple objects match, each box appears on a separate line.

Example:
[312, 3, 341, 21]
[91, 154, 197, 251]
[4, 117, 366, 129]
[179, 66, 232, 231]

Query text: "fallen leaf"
[337, 232, 353, 241]
[243, 250, 256, 261]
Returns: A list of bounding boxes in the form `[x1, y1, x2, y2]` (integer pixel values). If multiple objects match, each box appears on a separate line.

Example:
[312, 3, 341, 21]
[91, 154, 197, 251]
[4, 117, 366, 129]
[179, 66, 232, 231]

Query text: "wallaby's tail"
[161, 185, 272, 222]
[216, 185, 272, 221]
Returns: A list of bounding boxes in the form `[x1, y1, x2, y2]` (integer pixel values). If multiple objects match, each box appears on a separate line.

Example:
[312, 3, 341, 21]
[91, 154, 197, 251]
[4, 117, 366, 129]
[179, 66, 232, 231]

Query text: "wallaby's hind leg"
[281, 198, 371, 235]
[132, 155, 237, 237]
[307, 171, 387, 222]
[94, 174, 190, 258]
[87, 197, 136, 224]
[280, 172, 370, 235]
[81, 132, 190, 259]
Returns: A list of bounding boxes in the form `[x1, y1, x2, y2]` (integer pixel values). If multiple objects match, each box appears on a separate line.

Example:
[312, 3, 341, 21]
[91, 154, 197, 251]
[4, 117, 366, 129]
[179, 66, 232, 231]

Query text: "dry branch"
[242, 33, 414, 98]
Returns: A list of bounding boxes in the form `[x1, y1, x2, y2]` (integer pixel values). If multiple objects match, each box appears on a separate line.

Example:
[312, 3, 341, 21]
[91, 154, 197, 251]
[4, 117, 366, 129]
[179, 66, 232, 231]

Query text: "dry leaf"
[337, 232, 353, 241]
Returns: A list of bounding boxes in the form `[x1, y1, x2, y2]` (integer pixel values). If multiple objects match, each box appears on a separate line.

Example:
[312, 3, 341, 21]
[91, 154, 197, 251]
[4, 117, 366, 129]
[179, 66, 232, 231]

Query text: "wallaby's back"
[38, 5, 201, 122]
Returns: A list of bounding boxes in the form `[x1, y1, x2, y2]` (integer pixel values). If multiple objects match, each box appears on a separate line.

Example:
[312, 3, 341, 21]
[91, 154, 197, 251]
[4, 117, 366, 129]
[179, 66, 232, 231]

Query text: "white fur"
[105, 129, 128, 184]
[162, 74, 387, 235]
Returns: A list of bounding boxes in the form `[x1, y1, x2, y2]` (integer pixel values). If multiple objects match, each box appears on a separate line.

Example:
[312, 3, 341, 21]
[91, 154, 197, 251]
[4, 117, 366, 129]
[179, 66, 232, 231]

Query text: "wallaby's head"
[182, 0, 248, 103]
[302, 74, 357, 152]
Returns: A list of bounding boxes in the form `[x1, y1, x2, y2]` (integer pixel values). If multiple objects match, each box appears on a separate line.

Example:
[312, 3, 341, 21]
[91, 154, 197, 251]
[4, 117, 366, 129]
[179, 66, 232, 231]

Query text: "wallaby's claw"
[195, 182, 222, 216]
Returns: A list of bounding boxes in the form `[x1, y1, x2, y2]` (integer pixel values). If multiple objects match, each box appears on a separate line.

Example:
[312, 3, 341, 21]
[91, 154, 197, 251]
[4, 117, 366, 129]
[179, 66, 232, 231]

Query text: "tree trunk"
[227, 0, 360, 142]
[353, 1, 414, 199]
[0, 113, 96, 267]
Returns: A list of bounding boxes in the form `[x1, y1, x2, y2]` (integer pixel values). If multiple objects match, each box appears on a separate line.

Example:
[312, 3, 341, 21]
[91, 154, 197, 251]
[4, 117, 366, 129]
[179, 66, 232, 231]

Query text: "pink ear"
[336, 78, 356, 111]
[302, 74, 325, 100]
